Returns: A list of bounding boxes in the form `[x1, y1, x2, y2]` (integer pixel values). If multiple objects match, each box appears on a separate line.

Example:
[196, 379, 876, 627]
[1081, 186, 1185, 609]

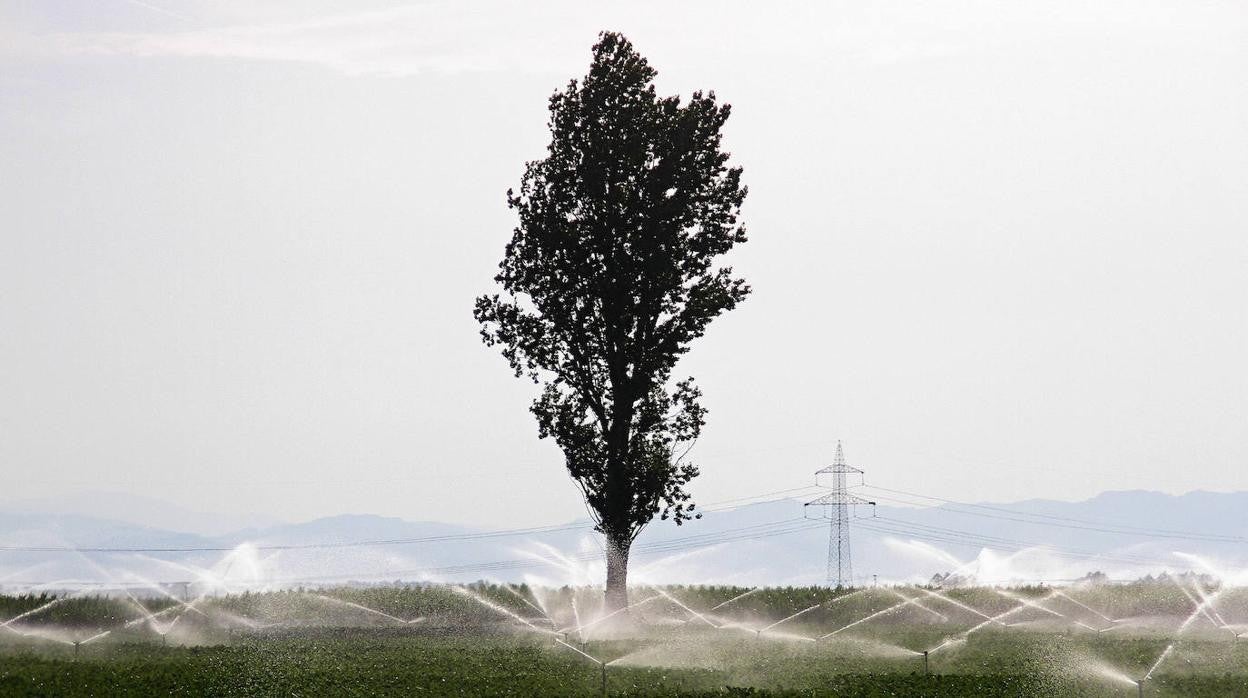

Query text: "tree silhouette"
[474, 32, 749, 609]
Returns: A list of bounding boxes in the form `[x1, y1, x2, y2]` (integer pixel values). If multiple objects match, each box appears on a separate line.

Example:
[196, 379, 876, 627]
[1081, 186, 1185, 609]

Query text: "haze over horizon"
[1, 484, 1241, 538]
[3, 0, 1245, 529]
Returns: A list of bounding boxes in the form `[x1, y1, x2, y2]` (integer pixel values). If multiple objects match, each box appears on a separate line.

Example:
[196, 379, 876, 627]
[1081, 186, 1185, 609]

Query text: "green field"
[2, 582, 1246, 696]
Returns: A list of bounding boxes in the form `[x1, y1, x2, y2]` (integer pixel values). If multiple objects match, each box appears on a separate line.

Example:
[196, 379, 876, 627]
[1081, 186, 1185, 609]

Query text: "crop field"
[2, 582, 1247, 696]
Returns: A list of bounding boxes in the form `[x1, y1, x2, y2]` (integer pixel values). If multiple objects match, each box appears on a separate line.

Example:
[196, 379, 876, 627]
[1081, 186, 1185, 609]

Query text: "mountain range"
[2, 489, 1246, 593]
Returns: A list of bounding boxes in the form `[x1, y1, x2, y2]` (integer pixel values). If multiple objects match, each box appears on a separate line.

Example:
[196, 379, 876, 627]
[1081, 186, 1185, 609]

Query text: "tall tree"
[474, 32, 749, 609]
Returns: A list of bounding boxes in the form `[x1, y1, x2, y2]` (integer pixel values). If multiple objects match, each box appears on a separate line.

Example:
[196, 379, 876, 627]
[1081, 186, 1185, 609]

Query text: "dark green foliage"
[6, 585, 1248, 695]
[2, 633, 1246, 696]
[0, 594, 179, 629]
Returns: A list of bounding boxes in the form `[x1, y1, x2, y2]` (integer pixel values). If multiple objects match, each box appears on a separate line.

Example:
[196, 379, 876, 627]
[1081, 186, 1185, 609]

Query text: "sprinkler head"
[1136, 679, 1144, 698]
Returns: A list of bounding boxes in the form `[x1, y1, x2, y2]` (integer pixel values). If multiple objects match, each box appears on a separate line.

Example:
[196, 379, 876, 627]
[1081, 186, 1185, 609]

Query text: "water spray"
[888, 589, 947, 622]
[572, 594, 659, 635]
[452, 586, 560, 637]
[80, 629, 111, 647]
[645, 587, 718, 628]
[502, 585, 551, 622]
[1142, 644, 1174, 683]
[917, 589, 998, 623]
[991, 589, 1065, 619]
[571, 595, 583, 640]
[818, 593, 928, 640]
[925, 595, 1050, 657]
[553, 638, 607, 697]
[1174, 583, 1221, 630]
[757, 602, 822, 636]
[1053, 591, 1115, 623]
[1, 596, 72, 629]
[705, 587, 761, 613]
[311, 594, 415, 625]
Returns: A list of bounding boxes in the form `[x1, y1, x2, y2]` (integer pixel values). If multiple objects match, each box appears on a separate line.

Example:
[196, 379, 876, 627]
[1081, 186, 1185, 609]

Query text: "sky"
[1, 0, 1245, 530]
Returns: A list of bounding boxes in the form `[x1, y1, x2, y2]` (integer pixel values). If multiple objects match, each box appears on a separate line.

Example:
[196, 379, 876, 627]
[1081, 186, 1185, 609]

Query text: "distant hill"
[2, 490, 1246, 592]
[0, 490, 284, 536]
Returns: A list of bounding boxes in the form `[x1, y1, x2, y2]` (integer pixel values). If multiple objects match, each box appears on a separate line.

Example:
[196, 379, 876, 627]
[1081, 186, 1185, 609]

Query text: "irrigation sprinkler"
[553, 638, 606, 696]
[922, 650, 929, 675]
[73, 641, 80, 658]
[1136, 679, 1144, 697]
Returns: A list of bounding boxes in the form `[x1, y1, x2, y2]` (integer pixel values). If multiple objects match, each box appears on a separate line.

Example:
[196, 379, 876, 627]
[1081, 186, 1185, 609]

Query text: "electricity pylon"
[805, 441, 875, 588]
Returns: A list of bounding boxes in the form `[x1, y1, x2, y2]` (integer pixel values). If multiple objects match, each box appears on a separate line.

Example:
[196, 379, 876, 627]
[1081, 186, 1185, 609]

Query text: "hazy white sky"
[2, 0, 1245, 529]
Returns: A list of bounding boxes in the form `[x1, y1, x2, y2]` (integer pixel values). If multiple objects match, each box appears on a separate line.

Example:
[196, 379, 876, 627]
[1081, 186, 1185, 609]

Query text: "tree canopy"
[474, 31, 749, 605]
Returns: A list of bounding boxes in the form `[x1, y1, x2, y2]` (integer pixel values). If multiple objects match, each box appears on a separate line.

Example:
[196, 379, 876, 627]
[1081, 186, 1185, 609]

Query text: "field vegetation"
[2, 581, 1246, 696]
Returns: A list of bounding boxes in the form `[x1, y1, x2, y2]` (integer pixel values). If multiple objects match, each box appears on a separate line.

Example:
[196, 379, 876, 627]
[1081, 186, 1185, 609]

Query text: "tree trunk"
[605, 537, 631, 611]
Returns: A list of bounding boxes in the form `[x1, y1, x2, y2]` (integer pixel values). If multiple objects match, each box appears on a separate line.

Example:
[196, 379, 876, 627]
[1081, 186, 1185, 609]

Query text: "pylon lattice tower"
[805, 441, 875, 588]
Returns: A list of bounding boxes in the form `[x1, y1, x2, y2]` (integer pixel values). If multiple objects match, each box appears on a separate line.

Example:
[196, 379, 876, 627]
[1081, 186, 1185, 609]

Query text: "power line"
[2, 518, 825, 586]
[3, 476, 1225, 585]
[854, 517, 1178, 569]
[858, 485, 1248, 544]
[699, 486, 821, 511]
[0, 489, 815, 555]
[0, 522, 591, 554]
